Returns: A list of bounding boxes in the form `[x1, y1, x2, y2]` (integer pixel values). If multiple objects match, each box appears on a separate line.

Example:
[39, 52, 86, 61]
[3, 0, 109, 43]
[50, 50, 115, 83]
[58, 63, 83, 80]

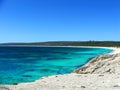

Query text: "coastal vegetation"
[0, 41, 120, 47]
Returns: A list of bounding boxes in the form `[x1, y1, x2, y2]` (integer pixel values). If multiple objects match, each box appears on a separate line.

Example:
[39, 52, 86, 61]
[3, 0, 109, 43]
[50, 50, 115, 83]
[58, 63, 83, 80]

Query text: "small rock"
[62, 86, 65, 88]
[81, 86, 86, 88]
[12, 83, 18, 85]
[113, 85, 120, 87]
[99, 74, 104, 77]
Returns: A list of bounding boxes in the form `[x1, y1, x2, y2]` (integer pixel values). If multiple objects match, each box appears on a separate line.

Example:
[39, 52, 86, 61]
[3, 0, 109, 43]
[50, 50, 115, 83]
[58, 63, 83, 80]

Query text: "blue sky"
[0, 0, 120, 43]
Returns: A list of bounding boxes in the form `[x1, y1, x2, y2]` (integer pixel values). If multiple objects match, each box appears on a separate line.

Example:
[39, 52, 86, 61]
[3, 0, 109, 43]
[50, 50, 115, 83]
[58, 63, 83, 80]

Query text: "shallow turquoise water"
[0, 46, 112, 84]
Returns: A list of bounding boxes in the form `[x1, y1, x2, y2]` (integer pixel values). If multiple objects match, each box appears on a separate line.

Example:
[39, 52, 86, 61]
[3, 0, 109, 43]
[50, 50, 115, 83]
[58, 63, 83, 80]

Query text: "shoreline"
[1, 46, 120, 90]
[73, 47, 120, 74]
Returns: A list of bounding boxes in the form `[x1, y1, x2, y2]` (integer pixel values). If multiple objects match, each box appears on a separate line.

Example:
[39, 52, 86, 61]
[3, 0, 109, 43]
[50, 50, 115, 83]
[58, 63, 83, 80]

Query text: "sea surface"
[0, 46, 112, 84]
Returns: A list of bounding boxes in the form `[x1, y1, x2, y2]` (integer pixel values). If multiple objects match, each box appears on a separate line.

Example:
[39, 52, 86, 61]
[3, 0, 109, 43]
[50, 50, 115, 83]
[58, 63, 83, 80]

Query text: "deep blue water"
[0, 46, 112, 84]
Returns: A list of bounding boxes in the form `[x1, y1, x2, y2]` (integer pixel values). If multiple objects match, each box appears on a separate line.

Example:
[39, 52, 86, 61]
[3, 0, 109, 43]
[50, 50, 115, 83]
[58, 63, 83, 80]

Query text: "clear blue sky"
[0, 0, 120, 43]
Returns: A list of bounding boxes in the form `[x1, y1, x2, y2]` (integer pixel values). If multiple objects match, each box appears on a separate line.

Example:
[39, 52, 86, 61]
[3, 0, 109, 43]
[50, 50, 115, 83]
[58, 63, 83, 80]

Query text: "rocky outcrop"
[73, 53, 120, 74]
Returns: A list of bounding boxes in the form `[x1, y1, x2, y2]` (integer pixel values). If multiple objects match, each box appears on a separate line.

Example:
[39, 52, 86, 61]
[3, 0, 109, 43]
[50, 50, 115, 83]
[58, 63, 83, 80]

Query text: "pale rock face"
[73, 53, 120, 74]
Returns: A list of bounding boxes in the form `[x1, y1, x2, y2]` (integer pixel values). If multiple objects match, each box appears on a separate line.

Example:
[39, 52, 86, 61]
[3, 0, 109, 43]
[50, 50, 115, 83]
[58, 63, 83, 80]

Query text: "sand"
[1, 47, 120, 90]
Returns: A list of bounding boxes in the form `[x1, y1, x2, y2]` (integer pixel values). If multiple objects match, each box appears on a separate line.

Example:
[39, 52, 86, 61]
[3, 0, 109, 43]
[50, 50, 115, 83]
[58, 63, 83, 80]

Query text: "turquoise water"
[0, 46, 112, 84]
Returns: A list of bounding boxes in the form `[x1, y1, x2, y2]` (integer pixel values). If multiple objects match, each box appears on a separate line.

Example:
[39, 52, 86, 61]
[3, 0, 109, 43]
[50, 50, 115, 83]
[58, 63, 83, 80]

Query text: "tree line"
[1, 41, 120, 47]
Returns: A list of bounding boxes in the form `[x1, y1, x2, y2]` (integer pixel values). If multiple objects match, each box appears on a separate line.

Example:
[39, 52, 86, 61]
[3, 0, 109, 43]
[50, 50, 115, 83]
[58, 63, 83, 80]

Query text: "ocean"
[0, 46, 112, 84]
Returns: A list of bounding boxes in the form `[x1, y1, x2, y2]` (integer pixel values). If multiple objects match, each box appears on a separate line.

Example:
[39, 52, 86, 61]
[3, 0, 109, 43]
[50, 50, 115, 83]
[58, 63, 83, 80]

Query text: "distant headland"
[0, 41, 120, 47]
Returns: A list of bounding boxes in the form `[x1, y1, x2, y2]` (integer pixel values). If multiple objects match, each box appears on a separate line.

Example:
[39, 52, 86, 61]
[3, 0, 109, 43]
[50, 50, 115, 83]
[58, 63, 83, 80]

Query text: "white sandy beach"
[1, 47, 120, 90]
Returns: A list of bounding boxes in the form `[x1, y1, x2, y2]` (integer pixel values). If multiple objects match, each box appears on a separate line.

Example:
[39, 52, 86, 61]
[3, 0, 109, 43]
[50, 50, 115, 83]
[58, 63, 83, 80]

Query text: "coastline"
[1, 46, 120, 90]
[73, 47, 120, 74]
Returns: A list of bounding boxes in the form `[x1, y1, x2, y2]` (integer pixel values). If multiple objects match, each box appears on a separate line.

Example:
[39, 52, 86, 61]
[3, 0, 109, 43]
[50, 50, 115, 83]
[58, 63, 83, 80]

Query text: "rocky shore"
[1, 47, 120, 90]
[73, 52, 120, 74]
